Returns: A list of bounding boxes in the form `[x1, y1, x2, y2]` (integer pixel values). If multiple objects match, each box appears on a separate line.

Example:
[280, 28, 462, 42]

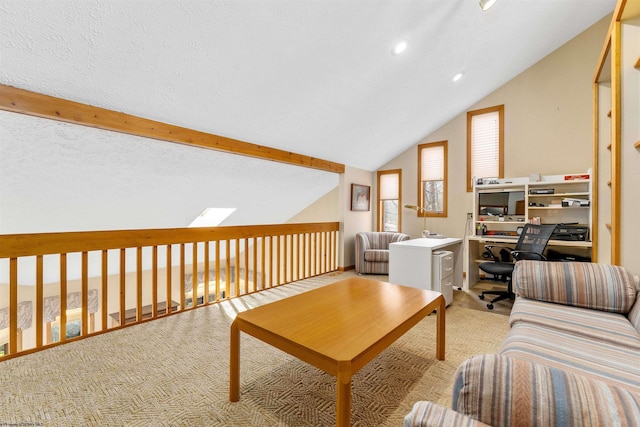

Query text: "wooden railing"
[0, 222, 340, 360]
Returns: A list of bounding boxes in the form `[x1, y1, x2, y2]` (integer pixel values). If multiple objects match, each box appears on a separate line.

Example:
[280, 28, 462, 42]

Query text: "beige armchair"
[355, 232, 411, 274]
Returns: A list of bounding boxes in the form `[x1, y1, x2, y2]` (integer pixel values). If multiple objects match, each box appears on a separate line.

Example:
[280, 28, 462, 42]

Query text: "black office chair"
[478, 223, 557, 309]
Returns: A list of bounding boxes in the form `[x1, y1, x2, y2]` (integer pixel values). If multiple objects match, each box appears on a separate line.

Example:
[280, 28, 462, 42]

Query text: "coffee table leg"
[336, 362, 352, 427]
[436, 295, 446, 360]
[230, 319, 240, 401]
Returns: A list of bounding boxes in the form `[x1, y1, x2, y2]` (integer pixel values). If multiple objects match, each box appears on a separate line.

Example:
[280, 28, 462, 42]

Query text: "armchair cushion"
[512, 260, 638, 313]
[452, 353, 640, 427]
[363, 249, 390, 263]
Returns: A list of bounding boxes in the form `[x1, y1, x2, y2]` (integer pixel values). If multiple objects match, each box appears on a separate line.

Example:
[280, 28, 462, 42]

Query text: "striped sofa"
[355, 231, 410, 274]
[405, 260, 640, 427]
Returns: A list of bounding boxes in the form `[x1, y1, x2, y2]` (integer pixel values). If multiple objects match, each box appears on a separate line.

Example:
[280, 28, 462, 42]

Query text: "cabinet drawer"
[439, 254, 454, 278]
[440, 275, 453, 290]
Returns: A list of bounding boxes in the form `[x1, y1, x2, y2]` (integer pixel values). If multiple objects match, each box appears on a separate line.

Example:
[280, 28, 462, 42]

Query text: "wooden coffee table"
[229, 276, 445, 426]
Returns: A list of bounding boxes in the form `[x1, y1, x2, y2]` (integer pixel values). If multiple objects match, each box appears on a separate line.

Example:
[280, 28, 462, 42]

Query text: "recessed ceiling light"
[479, 0, 497, 11]
[392, 41, 408, 56]
[453, 72, 464, 82]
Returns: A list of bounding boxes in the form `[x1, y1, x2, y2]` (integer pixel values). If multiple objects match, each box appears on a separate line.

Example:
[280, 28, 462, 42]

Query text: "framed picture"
[351, 184, 370, 211]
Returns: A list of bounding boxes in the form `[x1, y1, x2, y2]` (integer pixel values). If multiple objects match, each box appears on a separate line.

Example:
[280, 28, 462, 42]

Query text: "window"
[467, 105, 504, 191]
[377, 169, 401, 232]
[418, 141, 447, 217]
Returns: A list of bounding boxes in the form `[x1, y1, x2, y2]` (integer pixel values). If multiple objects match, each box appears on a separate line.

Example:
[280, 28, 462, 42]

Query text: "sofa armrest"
[512, 260, 638, 313]
[453, 354, 640, 427]
[404, 401, 490, 427]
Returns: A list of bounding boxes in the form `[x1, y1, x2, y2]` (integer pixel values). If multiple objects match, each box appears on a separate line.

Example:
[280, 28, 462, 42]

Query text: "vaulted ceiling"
[0, 0, 615, 232]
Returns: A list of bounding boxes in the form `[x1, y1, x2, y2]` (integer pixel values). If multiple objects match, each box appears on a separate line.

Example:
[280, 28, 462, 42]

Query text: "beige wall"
[379, 15, 611, 242]
[339, 166, 374, 269]
[620, 22, 640, 273]
[287, 187, 339, 224]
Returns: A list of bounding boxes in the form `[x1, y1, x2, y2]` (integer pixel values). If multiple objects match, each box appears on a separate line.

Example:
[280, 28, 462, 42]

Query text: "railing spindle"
[152, 246, 158, 317]
[180, 244, 186, 310]
[82, 251, 89, 336]
[166, 245, 172, 314]
[192, 242, 198, 307]
[60, 253, 67, 342]
[244, 238, 249, 293]
[136, 248, 142, 321]
[119, 249, 126, 326]
[35, 255, 43, 347]
[252, 237, 258, 292]
[225, 240, 231, 298]
[9, 258, 18, 354]
[204, 242, 210, 305]
[215, 241, 221, 301]
[235, 239, 240, 296]
[101, 250, 108, 330]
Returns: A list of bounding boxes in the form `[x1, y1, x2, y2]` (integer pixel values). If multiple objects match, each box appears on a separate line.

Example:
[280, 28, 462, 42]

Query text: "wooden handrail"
[0, 223, 337, 258]
[0, 222, 340, 360]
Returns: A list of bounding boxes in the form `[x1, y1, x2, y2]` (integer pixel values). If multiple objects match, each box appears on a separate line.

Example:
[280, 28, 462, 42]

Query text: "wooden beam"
[0, 84, 345, 174]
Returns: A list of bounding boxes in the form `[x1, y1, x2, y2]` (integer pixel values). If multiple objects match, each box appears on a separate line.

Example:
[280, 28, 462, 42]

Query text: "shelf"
[469, 235, 592, 248]
[527, 192, 589, 198]
[475, 220, 524, 224]
[528, 206, 589, 210]
[528, 179, 590, 186]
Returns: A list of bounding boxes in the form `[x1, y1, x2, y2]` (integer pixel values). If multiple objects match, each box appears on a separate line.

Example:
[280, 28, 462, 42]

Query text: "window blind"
[421, 145, 444, 181]
[471, 110, 499, 179]
[379, 173, 399, 200]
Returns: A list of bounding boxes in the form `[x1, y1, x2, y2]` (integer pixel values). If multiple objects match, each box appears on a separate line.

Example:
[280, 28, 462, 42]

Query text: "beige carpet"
[0, 271, 510, 426]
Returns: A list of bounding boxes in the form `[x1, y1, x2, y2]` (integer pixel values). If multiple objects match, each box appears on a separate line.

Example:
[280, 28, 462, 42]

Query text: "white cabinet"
[388, 237, 462, 300]
[432, 250, 453, 306]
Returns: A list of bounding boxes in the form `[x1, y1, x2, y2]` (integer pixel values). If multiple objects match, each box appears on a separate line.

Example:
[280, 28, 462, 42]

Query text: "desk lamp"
[404, 205, 431, 237]
[404, 205, 447, 238]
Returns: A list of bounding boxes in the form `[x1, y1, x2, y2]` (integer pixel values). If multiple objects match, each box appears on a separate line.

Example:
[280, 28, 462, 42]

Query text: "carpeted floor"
[0, 271, 510, 426]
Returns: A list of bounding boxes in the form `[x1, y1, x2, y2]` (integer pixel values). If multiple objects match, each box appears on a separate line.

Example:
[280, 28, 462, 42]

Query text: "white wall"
[379, 15, 611, 245]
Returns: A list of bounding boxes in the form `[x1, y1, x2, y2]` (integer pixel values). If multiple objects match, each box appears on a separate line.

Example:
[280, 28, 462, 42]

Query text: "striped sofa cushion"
[512, 260, 638, 313]
[404, 401, 490, 427]
[510, 297, 640, 350]
[453, 353, 640, 427]
[629, 291, 640, 333]
[499, 322, 640, 392]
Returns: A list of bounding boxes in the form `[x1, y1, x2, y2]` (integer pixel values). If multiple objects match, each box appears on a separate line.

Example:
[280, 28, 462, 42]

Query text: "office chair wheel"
[478, 294, 485, 300]
[487, 303, 494, 310]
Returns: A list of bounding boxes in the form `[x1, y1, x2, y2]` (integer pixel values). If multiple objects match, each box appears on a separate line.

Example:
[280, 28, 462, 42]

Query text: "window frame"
[418, 141, 448, 218]
[466, 104, 504, 192]
[377, 169, 402, 232]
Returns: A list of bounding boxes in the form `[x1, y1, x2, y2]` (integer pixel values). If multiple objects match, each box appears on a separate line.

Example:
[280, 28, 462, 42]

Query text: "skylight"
[188, 208, 236, 227]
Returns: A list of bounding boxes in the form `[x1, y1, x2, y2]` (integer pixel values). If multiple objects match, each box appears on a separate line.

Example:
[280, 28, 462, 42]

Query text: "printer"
[551, 224, 589, 242]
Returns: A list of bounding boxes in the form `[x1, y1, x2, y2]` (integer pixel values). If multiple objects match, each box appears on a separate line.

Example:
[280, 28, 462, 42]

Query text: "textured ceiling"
[0, 0, 616, 232]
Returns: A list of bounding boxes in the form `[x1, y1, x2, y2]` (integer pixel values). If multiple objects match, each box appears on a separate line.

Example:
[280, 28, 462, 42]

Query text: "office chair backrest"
[515, 224, 557, 259]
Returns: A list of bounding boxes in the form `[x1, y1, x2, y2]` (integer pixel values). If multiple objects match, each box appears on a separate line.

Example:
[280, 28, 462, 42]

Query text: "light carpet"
[0, 271, 510, 426]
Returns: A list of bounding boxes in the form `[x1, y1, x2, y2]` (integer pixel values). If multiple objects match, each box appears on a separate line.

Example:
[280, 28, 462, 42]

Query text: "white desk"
[388, 237, 464, 298]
